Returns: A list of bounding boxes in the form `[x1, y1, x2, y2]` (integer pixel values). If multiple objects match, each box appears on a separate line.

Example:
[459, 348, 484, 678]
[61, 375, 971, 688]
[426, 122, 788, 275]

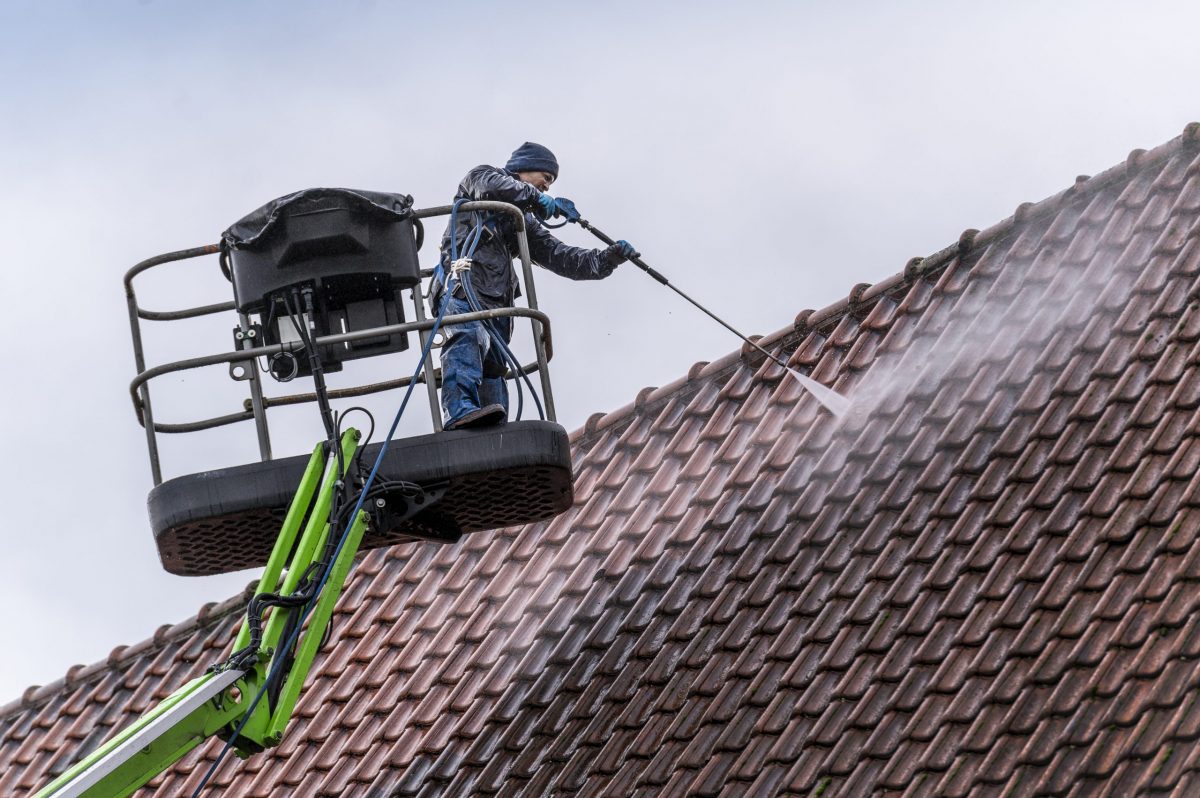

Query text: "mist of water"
[340, 181, 1188, 790]
[788, 368, 851, 417]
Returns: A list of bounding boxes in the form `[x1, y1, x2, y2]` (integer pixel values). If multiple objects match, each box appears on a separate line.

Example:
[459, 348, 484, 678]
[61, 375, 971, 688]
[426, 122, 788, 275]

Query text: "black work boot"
[445, 403, 506, 431]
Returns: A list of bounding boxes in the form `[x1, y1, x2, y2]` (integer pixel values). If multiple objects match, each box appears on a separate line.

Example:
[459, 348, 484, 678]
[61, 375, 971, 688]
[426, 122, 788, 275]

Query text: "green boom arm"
[35, 430, 367, 798]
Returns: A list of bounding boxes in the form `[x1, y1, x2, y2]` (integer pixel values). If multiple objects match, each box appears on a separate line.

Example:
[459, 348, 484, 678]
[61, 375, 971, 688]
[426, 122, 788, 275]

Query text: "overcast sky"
[1, 0, 1197, 700]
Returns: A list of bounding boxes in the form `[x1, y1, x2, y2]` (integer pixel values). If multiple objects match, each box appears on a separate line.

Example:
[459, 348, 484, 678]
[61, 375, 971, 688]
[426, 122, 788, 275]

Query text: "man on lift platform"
[433, 141, 638, 430]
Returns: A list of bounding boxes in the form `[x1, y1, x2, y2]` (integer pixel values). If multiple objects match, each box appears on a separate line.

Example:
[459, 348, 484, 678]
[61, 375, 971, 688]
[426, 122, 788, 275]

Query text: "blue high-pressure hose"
[444, 198, 545, 421]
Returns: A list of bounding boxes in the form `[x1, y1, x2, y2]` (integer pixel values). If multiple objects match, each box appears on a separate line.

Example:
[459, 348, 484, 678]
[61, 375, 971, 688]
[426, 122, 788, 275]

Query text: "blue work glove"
[534, 193, 581, 222]
[552, 197, 581, 222]
[603, 239, 639, 265]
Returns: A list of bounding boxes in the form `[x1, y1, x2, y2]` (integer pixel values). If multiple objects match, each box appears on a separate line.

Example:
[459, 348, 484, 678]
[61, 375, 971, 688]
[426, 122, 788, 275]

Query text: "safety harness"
[434, 198, 546, 421]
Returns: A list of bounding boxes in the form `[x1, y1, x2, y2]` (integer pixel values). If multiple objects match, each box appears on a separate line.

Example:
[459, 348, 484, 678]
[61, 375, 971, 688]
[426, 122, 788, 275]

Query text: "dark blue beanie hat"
[505, 142, 559, 177]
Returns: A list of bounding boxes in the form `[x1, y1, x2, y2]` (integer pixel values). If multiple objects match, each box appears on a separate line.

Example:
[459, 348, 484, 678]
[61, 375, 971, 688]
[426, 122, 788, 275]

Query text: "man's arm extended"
[525, 215, 627, 281]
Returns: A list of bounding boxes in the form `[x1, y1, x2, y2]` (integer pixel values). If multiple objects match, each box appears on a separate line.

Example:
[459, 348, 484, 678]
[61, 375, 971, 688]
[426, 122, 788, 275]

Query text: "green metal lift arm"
[34, 430, 366, 798]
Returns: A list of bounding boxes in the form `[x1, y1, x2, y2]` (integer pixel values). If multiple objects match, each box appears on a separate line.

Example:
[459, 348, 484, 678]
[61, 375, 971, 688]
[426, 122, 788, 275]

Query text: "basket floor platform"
[148, 421, 574, 576]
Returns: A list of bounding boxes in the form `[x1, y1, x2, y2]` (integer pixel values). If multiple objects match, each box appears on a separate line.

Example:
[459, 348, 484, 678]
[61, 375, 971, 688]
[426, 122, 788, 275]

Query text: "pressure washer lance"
[575, 218, 850, 417]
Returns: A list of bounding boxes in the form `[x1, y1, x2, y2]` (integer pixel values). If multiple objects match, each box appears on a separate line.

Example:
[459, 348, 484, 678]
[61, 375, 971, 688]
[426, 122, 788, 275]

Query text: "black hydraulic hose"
[295, 288, 339, 442]
[576, 217, 797, 376]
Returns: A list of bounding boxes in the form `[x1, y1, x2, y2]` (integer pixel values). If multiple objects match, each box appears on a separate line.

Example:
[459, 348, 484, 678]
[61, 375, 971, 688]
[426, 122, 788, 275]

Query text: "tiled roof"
[6, 124, 1200, 797]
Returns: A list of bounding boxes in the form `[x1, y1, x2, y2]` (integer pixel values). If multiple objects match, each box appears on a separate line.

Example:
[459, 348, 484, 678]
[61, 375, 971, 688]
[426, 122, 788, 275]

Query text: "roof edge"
[0, 579, 259, 722]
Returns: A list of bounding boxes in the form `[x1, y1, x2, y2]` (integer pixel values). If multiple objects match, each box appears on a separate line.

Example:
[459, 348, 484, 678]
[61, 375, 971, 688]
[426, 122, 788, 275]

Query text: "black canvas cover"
[221, 188, 415, 250]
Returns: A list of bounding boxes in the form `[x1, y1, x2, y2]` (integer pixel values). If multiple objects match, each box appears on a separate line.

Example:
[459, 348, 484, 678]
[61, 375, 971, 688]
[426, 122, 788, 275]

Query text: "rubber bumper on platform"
[148, 421, 574, 576]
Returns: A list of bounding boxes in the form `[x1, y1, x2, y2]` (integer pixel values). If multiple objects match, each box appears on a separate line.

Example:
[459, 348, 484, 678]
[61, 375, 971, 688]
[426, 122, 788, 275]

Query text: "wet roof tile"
[11, 126, 1200, 798]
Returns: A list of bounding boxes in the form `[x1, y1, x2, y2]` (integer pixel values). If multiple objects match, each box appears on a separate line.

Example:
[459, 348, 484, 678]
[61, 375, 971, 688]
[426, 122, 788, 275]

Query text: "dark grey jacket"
[434, 165, 617, 309]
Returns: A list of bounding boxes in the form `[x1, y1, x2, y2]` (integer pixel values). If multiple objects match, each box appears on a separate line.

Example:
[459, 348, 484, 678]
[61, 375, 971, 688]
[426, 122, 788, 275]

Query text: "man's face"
[516, 171, 555, 192]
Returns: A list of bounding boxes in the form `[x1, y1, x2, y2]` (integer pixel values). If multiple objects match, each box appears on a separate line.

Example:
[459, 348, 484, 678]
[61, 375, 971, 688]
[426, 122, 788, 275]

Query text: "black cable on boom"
[198, 285, 358, 797]
[287, 287, 338, 442]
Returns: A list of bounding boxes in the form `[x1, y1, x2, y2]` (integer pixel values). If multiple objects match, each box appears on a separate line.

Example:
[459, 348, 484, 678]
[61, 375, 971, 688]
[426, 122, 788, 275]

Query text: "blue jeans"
[439, 295, 510, 425]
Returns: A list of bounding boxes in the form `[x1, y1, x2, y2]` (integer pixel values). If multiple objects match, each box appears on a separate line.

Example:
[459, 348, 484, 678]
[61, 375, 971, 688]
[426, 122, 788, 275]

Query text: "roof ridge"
[570, 122, 1200, 451]
[0, 579, 259, 722]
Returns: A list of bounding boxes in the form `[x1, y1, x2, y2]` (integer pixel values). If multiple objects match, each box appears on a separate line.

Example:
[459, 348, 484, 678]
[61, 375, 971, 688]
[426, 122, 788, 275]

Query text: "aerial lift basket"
[126, 189, 573, 576]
